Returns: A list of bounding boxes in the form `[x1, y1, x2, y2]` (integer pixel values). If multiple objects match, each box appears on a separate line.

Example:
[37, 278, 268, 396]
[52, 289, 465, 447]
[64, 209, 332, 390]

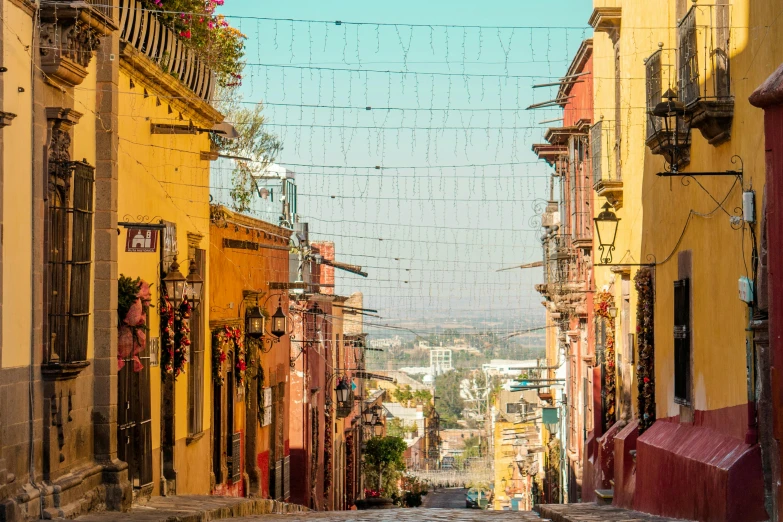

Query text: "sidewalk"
[71, 496, 307, 521]
[535, 503, 693, 522]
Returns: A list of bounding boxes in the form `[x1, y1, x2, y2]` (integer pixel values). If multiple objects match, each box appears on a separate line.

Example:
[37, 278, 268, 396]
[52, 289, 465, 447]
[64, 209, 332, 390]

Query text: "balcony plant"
[141, 0, 245, 87]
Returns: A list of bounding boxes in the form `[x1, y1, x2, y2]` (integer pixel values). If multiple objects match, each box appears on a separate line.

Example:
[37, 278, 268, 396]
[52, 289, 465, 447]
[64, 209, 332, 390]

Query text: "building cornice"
[119, 43, 224, 127]
[7, 0, 36, 17]
[558, 40, 593, 101]
[588, 7, 622, 33]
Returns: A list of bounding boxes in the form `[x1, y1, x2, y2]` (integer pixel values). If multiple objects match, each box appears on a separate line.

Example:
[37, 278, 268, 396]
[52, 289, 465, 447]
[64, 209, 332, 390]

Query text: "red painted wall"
[764, 105, 783, 522]
[634, 418, 767, 521]
[563, 54, 593, 128]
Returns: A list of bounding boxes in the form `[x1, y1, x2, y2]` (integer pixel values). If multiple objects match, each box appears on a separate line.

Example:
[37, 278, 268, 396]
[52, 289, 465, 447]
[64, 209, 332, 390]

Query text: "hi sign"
[126, 228, 159, 253]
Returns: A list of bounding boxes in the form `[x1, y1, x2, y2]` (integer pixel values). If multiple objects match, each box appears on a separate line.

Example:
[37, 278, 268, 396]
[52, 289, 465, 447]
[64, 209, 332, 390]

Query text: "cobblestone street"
[230, 508, 546, 521]
[71, 495, 692, 522]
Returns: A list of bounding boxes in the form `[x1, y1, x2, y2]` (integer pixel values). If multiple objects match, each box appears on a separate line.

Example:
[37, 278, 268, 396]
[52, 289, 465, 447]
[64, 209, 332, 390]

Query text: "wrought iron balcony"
[590, 119, 623, 208]
[119, 0, 216, 102]
[645, 46, 691, 170]
[677, 2, 733, 145]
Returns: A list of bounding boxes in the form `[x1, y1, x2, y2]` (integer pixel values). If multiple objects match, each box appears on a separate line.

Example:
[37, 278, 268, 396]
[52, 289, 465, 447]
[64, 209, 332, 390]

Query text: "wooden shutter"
[674, 278, 690, 403]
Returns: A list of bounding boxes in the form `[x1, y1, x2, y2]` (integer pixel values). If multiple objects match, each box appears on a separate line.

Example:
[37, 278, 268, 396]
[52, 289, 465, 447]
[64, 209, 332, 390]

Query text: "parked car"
[466, 487, 489, 509]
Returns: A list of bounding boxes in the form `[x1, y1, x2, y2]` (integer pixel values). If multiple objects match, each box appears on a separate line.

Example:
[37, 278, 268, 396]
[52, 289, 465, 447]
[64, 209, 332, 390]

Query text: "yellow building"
[492, 416, 538, 511]
[115, 0, 221, 494]
[0, 0, 227, 517]
[587, 1, 783, 520]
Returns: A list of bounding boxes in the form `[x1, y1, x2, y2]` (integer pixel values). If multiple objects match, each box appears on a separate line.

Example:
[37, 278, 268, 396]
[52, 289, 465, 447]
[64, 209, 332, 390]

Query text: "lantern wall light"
[243, 293, 289, 351]
[185, 259, 204, 310]
[594, 203, 620, 265]
[162, 255, 187, 306]
[649, 89, 744, 181]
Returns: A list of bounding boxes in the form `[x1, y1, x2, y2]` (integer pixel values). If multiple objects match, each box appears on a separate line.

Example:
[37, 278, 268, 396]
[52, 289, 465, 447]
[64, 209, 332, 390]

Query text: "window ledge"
[186, 431, 205, 445]
[41, 361, 91, 381]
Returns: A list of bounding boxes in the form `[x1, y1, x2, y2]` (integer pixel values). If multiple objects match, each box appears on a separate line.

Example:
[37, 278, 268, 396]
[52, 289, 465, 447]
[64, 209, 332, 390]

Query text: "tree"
[413, 389, 432, 405]
[393, 385, 414, 406]
[434, 369, 468, 428]
[363, 436, 408, 494]
[213, 89, 282, 213]
[385, 418, 406, 438]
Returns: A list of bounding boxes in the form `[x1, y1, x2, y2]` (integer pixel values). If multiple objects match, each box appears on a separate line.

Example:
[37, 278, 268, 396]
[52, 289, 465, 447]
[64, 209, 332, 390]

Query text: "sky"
[211, 1, 593, 340]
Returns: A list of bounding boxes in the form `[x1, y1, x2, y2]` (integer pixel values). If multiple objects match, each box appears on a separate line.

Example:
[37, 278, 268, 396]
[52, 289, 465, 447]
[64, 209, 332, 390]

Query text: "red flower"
[643, 377, 650, 383]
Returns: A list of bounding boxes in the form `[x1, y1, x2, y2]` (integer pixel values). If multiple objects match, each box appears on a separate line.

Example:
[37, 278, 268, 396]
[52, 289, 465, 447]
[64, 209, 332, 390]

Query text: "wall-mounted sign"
[125, 228, 159, 253]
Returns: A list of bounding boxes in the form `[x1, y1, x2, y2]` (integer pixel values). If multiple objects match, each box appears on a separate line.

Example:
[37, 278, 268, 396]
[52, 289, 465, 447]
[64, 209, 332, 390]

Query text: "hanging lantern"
[649, 88, 690, 172]
[362, 408, 374, 425]
[185, 259, 203, 309]
[594, 203, 620, 265]
[271, 305, 287, 339]
[246, 306, 265, 340]
[162, 255, 186, 306]
[335, 378, 351, 407]
[373, 422, 384, 437]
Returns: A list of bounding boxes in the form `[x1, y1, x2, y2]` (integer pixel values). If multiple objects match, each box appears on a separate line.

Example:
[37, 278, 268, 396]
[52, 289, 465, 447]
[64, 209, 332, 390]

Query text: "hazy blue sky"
[212, 1, 593, 338]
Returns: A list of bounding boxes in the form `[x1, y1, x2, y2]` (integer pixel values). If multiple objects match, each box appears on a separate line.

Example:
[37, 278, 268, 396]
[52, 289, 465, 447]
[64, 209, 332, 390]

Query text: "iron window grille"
[645, 46, 690, 166]
[676, 2, 734, 145]
[188, 248, 206, 436]
[47, 160, 94, 364]
[590, 121, 603, 185]
[678, 5, 731, 108]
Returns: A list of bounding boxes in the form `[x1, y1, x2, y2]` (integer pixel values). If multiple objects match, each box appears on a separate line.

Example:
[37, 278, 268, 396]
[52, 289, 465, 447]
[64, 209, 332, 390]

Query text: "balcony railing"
[677, 3, 733, 144]
[645, 46, 690, 170]
[590, 119, 623, 208]
[85, 0, 113, 21]
[119, 0, 216, 102]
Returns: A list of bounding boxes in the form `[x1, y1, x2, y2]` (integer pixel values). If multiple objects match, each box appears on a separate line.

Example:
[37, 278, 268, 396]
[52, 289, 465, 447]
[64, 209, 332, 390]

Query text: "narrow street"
[420, 487, 470, 508]
[229, 508, 545, 521]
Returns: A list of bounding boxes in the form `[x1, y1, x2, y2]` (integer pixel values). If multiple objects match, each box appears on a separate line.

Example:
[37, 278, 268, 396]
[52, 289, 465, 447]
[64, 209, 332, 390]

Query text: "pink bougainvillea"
[140, 0, 245, 87]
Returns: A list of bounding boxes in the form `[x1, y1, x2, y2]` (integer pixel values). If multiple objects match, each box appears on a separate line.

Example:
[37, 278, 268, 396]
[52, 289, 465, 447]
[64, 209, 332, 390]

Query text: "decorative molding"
[687, 99, 734, 145]
[187, 232, 204, 249]
[589, 7, 622, 35]
[120, 43, 224, 127]
[0, 112, 17, 128]
[41, 361, 91, 381]
[594, 179, 624, 209]
[7, 0, 35, 17]
[38, 5, 116, 87]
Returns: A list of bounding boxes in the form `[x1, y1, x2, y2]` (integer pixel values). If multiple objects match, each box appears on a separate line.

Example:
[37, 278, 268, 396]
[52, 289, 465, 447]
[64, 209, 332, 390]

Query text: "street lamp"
[594, 203, 620, 265]
[185, 259, 203, 310]
[246, 306, 265, 339]
[362, 408, 374, 425]
[649, 88, 690, 173]
[373, 421, 384, 437]
[162, 255, 187, 306]
[271, 305, 287, 339]
[608, 306, 618, 319]
[336, 378, 351, 409]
